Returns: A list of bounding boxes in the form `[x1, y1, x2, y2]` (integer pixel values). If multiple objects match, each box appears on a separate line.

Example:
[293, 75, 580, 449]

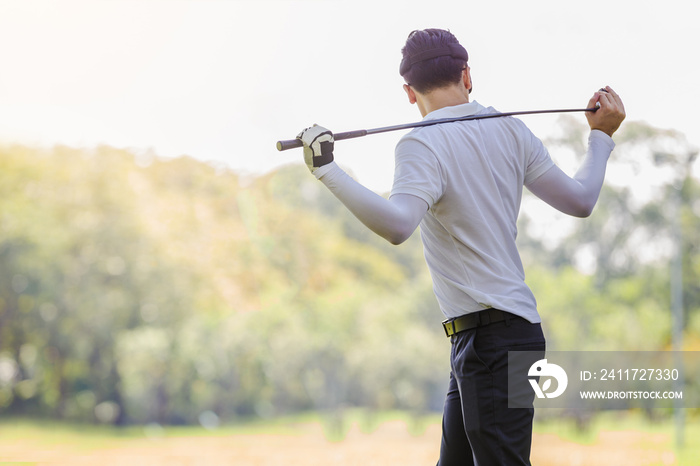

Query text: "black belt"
[442, 308, 509, 337]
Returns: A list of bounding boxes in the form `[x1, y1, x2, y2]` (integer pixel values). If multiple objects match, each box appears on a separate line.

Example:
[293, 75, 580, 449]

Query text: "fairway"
[1, 414, 698, 465]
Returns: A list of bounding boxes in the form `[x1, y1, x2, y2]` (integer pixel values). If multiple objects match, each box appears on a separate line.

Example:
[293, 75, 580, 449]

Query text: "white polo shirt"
[391, 101, 555, 323]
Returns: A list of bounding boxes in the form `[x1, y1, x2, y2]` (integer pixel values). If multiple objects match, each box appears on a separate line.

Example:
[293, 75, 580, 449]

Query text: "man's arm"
[526, 130, 614, 217]
[316, 163, 428, 244]
[297, 125, 428, 245]
[526, 86, 626, 217]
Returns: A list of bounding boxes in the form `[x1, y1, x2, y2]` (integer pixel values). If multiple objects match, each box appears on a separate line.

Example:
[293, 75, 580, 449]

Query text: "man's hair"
[400, 29, 468, 94]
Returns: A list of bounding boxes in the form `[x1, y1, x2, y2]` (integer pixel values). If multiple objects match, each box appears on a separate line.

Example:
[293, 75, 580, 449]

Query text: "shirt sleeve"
[523, 126, 556, 186]
[390, 136, 445, 208]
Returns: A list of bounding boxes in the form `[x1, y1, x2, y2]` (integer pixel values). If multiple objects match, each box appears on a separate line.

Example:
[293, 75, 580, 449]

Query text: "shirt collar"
[422, 101, 486, 121]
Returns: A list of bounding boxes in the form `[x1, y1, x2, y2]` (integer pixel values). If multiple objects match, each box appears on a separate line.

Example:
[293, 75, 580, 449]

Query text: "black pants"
[437, 313, 546, 466]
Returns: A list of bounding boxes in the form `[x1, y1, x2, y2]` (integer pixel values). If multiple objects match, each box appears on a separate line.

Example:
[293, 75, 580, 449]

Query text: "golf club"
[276, 107, 598, 151]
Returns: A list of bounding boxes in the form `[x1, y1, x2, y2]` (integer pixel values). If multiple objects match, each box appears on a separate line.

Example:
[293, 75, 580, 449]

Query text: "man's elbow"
[382, 223, 416, 245]
[570, 201, 596, 218]
[386, 230, 411, 245]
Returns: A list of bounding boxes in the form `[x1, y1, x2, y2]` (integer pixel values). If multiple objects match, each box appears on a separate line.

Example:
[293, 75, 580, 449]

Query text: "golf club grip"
[276, 129, 368, 151]
[276, 139, 303, 151]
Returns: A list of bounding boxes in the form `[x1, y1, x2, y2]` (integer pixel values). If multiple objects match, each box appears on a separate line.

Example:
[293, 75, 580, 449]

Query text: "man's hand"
[586, 86, 626, 137]
[297, 124, 335, 174]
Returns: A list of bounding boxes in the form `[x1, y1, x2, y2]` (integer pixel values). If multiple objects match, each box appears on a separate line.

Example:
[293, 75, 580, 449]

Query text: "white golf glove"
[296, 124, 334, 174]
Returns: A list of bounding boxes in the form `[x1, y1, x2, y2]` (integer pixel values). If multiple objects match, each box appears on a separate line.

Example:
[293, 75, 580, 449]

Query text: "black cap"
[399, 43, 469, 76]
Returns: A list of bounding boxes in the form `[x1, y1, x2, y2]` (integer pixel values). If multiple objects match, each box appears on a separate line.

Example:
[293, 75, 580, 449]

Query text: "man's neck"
[417, 85, 470, 117]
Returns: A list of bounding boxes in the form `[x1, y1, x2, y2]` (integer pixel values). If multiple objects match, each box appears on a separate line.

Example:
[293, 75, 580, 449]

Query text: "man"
[296, 28, 625, 465]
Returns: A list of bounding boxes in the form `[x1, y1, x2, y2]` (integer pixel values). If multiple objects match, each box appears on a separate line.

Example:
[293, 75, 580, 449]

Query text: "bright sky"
[0, 0, 697, 192]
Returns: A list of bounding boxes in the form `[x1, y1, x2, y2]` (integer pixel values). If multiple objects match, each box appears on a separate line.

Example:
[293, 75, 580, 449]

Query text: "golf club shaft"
[276, 107, 598, 151]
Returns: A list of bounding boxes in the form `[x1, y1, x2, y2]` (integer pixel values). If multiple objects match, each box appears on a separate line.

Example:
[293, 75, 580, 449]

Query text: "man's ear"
[462, 67, 472, 94]
[403, 84, 417, 104]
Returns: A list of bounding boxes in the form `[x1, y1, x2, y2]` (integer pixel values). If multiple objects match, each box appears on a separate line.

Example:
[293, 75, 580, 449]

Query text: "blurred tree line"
[0, 118, 698, 426]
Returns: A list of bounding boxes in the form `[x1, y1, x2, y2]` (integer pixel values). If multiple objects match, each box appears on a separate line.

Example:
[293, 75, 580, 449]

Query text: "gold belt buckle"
[442, 319, 455, 337]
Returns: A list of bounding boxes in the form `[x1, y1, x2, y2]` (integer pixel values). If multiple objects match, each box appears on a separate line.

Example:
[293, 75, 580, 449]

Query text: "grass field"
[0, 411, 698, 465]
